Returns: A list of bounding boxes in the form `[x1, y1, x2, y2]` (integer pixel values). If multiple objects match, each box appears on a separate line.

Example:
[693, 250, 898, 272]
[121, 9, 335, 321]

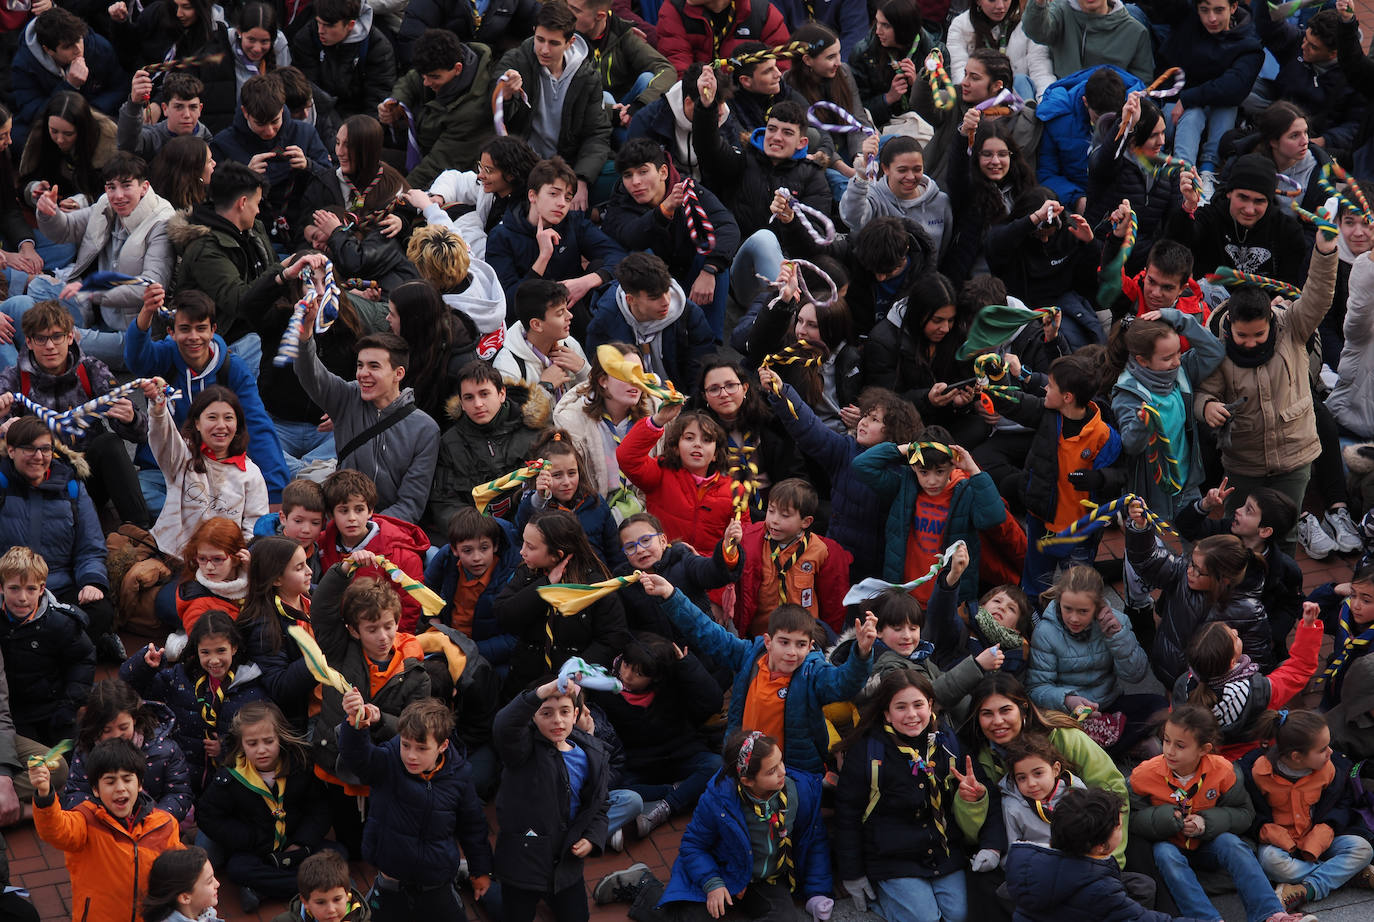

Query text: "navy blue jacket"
[0, 592, 95, 744]
[770, 0, 868, 57]
[1158, 4, 1263, 109]
[0, 458, 106, 596]
[196, 755, 331, 856]
[62, 701, 194, 820]
[209, 106, 335, 240]
[586, 284, 716, 392]
[1005, 842, 1204, 922]
[423, 515, 521, 666]
[239, 599, 316, 733]
[485, 206, 627, 309]
[613, 539, 741, 638]
[12, 24, 126, 150]
[515, 490, 626, 570]
[338, 722, 494, 885]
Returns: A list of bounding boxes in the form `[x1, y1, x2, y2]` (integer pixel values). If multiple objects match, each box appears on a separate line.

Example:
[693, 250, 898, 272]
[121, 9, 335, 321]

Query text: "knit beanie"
[1226, 154, 1276, 198]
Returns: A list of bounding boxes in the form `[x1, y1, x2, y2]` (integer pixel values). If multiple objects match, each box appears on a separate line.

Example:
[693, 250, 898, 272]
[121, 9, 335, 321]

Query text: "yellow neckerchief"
[195, 669, 234, 730]
[227, 754, 288, 849]
[883, 722, 949, 853]
[742, 782, 795, 889]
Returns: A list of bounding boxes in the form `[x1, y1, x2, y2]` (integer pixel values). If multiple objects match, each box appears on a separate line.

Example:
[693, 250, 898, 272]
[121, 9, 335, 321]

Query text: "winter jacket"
[1125, 518, 1273, 687]
[195, 756, 331, 857]
[584, 15, 675, 113]
[1157, 3, 1262, 109]
[321, 227, 420, 295]
[587, 282, 715, 390]
[11, 22, 127, 150]
[1037, 66, 1143, 206]
[1256, 18, 1363, 152]
[291, 3, 396, 117]
[1005, 842, 1199, 922]
[850, 29, 941, 128]
[947, 12, 1055, 98]
[147, 401, 269, 555]
[612, 540, 742, 639]
[1166, 195, 1308, 289]
[839, 173, 953, 258]
[984, 215, 1102, 311]
[0, 591, 95, 745]
[656, 587, 869, 775]
[515, 490, 624, 570]
[495, 565, 631, 695]
[63, 702, 194, 820]
[835, 724, 995, 882]
[1195, 245, 1336, 477]
[1129, 753, 1254, 849]
[120, 654, 267, 792]
[495, 35, 612, 185]
[1327, 657, 1374, 761]
[35, 189, 176, 331]
[1027, 600, 1150, 712]
[1021, 0, 1153, 83]
[1000, 770, 1085, 851]
[655, 0, 790, 77]
[123, 324, 291, 502]
[296, 336, 441, 525]
[1241, 748, 1374, 857]
[734, 522, 851, 635]
[589, 649, 721, 775]
[423, 515, 521, 663]
[389, 42, 495, 188]
[428, 382, 551, 529]
[1327, 252, 1374, 438]
[492, 689, 610, 891]
[272, 890, 371, 922]
[1084, 117, 1186, 268]
[772, 0, 867, 56]
[743, 291, 863, 420]
[492, 323, 590, 388]
[601, 168, 740, 281]
[661, 768, 830, 904]
[617, 416, 735, 552]
[167, 204, 288, 345]
[485, 206, 627, 306]
[0, 343, 147, 449]
[624, 88, 746, 183]
[394, 0, 539, 65]
[32, 792, 180, 922]
[207, 106, 335, 237]
[338, 721, 492, 884]
[239, 595, 316, 732]
[0, 457, 106, 598]
[862, 300, 975, 424]
[551, 381, 656, 498]
[319, 515, 429, 633]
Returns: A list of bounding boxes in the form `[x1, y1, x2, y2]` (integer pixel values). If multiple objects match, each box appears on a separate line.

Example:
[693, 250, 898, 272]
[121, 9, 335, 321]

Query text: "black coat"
[589, 650, 721, 774]
[112, 5, 237, 131]
[493, 690, 610, 892]
[196, 758, 332, 856]
[495, 38, 612, 185]
[625, 95, 747, 183]
[239, 599, 316, 733]
[1085, 115, 1186, 274]
[862, 309, 975, 430]
[613, 540, 741, 638]
[290, 14, 397, 118]
[600, 169, 741, 280]
[394, 0, 539, 64]
[0, 593, 95, 744]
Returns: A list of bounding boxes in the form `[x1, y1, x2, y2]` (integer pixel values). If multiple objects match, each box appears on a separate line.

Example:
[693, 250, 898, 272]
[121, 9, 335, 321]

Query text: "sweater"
[1021, 0, 1153, 83]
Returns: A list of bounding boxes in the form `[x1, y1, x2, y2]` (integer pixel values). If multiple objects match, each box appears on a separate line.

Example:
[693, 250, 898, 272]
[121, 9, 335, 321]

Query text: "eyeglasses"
[28, 333, 67, 346]
[621, 533, 663, 554]
[704, 381, 742, 398]
[196, 554, 230, 567]
[13, 444, 54, 457]
[1187, 560, 1210, 578]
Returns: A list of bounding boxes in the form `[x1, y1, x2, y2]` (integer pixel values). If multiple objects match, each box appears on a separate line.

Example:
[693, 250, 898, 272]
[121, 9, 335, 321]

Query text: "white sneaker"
[1298, 511, 1338, 560]
[1197, 170, 1217, 202]
[608, 828, 624, 852]
[1324, 506, 1363, 554]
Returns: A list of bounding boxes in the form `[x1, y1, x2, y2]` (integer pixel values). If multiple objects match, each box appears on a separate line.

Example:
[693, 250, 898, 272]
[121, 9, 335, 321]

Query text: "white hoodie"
[493, 321, 590, 388]
[441, 257, 507, 336]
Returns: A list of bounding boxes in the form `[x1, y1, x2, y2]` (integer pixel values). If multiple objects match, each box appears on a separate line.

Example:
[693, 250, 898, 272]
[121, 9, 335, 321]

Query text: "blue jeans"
[0, 281, 127, 371]
[1167, 102, 1238, 171]
[1013, 73, 1036, 101]
[874, 871, 968, 922]
[687, 253, 730, 342]
[1259, 835, 1374, 901]
[621, 750, 723, 813]
[228, 333, 262, 377]
[729, 229, 785, 311]
[606, 788, 644, 836]
[826, 166, 850, 202]
[139, 467, 168, 517]
[272, 415, 336, 478]
[1153, 833, 1285, 922]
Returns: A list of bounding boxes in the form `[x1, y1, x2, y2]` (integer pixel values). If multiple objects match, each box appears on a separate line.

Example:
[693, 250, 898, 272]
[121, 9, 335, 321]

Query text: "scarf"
[883, 723, 950, 854]
[707, 0, 736, 58]
[1223, 315, 1278, 368]
[1212, 654, 1260, 690]
[1126, 357, 1178, 395]
[341, 164, 384, 212]
[227, 754, 288, 850]
[195, 670, 234, 732]
[768, 534, 809, 606]
[1324, 602, 1374, 689]
[742, 782, 795, 889]
[974, 606, 1024, 651]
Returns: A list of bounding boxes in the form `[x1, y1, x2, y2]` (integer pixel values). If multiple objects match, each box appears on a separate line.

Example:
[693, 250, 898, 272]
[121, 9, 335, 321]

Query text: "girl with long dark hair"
[943, 119, 1034, 283]
[18, 92, 115, 216]
[149, 134, 216, 212]
[851, 0, 940, 130]
[385, 278, 478, 426]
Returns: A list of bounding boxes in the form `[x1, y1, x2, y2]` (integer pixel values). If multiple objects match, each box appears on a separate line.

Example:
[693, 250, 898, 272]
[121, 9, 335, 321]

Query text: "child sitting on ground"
[173, 517, 250, 632]
[269, 850, 370, 922]
[423, 507, 522, 670]
[925, 579, 1036, 681]
[142, 846, 223, 922]
[611, 512, 743, 641]
[253, 478, 329, 586]
[999, 733, 1086, 851]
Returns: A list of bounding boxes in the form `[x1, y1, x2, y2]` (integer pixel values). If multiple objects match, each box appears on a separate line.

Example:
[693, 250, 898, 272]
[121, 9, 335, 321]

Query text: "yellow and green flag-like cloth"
[472, 459, 548, 514]
[376, 555, 445, 617]
[537, 572, 644, 616]
[596, 345, 683, 405]
[27, 739, 73, 769]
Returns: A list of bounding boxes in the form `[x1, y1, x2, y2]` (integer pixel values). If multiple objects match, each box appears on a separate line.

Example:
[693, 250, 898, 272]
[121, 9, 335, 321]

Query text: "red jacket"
[1215, 618, 1322, 761]
[319, 514, 430, 633]
[656, 0, 791, 76]
[1123, 271, 1208, 349]
[617, 416, 735, 553]
[734, 521, 851, 635]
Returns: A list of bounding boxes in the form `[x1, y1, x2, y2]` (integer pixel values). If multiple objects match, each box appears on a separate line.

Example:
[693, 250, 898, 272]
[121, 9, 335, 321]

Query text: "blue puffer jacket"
[337, 722, 493, 886]
[1036, 66, 1144, 207]
[656, 589, 869, 775]
[515, 490, 627, 570]
[660, 768, 831, 905]
[485, 205, 627, 307]
[1026, 600, 1150, 713]
[423, 516, 521, 667]
[62, 701, 194, 820]
[0, 458, 106, 595]
[1005, 842, 1204, 922]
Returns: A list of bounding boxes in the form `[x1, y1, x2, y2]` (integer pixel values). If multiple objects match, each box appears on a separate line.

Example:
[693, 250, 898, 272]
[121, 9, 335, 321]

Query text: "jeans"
[228, 332, 262, 377]
[687, 253, 731, 342]
[729, 229, 785, 310]
[607, 788, 645, 835]
[1013, 73, 1036, 101]
[1167, 102, 1238, 172]
[1259, 835, 1374, 901]
[1153, 833, 1284, 922]
[875, 872, 969, 922]
[1022, 515, 1100, 598]
[272, 415, 336, 478]
[826, 166, 850, 202]
[621, 750, 724, 812]
[139, 467, 168, 517]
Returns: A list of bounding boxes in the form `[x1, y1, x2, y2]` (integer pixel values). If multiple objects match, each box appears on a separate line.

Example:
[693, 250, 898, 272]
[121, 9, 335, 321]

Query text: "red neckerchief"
[201, 444, 248, 471]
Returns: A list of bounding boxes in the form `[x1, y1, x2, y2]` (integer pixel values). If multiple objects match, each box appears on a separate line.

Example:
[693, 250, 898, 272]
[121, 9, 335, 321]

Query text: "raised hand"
[951, 755, 987, 802]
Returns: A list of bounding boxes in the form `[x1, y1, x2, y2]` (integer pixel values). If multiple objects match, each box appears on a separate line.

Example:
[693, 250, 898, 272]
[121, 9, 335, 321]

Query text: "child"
[612, 512, 742, 639]
[1128, 705, 1303, 922]
[494, 279, 590, 400]
[197, 701, 332, 908]
[616, 400, 734, 551]
[236, 536, 316, 732]
[174, 517, 250, 632]
[31, 739, 182, 922]
[926, 580, 1036, 680]
[1176, 605, 1323, 760]
[495, 508, 632, 696]
[515, 429, 625, 569]
[424, 507, 521, 668]
[1101, 205, 1209, 332]
[1319, 561, 1374, 709]
[121, 609, 267, 795]
[312, 554, 431, 854]
[638, 571, 876, 776]
[985, 349, 1124, 595]
[493, 676, 609, 922]
[62, 679, 193, 821]
[999, 733, 1085, 851]
[1027, 565, 1162, 755]
[1241, 709, 1374, 912]
[118, 70, 213, 162]
[734, 478, 852, 638]
[255, 478, 329, 586]
[834, 671, 997, 922]
[852, 427, 1011, 608]
[270, 850, 371, 922]
[318, 469, 429, 633]
[659, 730, 834, 922]
[142, 846, 221, 922]
[0, 547, 95, 746]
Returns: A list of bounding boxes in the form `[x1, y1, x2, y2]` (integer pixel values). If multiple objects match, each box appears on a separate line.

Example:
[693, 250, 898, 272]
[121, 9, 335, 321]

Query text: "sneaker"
[635, 799, 671, 839]
[1298, 511, 1338, 560]
[1352, 864, 1374, 889]
[608, 827, 624, 852]
[95, 632, 127, 664]
[594, 863, 652, 904]
[1275, 883, 1309, 912]
[239, 886, 261, 913]
[1325, 506, 1363, 554]
[1197, 170, 1217, 202]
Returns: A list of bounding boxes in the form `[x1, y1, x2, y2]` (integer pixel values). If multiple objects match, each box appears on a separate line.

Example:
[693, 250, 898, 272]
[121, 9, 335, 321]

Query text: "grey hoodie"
[998, 769, 1086, 860]
[117, 101, 214, 162]
[615, 278, 686, 381]
[531, 34, 590, 160]
[840, 172, 953, 258]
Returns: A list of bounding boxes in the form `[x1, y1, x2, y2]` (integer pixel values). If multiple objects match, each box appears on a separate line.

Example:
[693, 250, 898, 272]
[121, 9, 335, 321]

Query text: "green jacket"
[1022, 0, 1154, 84]
[168, 206, 286, 345]
[496, 36, 612, 185]
[585, 16, 675, 113]
[393, 42, 496, 189]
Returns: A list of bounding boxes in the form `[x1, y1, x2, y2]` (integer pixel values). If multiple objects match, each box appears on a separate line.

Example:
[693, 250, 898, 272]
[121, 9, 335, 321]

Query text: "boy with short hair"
[734, 478, 852, 638]
[493, 279, 589, 397]
[639, 571, 877, 776]
[30, 738, 182, 922]
[1102, 201, 1207, 331]
[118, 70, 213, 161]
[272, 849, 371, 922]
[338, 695, 493, 921]
[255, 478, 329, 582]
[423, 507, 521, 668]
[0, 548, 96, 746]
[319, 469, 430, 633]
[12, 7, 127, 149]
[840, 135, 953, 257]
[292, 0, 397, 118]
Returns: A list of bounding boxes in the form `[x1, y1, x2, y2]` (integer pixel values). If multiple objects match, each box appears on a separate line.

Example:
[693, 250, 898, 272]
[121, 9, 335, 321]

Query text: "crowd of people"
[3, 0, 1374, 919]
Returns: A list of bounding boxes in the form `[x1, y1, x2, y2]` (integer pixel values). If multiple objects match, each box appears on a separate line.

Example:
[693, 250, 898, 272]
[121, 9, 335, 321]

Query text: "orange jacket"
[34, 794, 182, 922]
[1246, 755, 1337, 858]
[1128, 753, 1243, 849]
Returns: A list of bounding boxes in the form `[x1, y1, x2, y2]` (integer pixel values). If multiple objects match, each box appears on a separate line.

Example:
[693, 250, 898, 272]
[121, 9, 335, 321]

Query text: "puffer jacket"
[600, 163, 740, 281]
[423, 515, 521, 665]
[655, 0, 790, 77]
[1195, 246, 1336, 477]
[1026, 600, 1150, 712]
[11, 22, 126, 151]
[195, 754, 331, 856]
[0, 457, 106, 597]
[0, 591, 95, 744]
[1327, 252, 1374, 438]
[0, 343, 147, 449]
[485, 204, 627, 306]
[589, 648, 721, 775]
[612, 540, 741, 639]
[1021, 0, 1153, 83]
[63, 701, 194, 820]
[616, 416, 735, 552]
[1241, 748, 1374, 857]
[291, 3, 396, 117]
[1129, 753, 1253, 850]
[319, 514, 430, 633]
[1037, 66, 1144, 206]
[1006, 841, 1199, 922]
[1124, 518, 1273, 687]
[389, 42, 495, 188]
[1157, 3, 1262, 109]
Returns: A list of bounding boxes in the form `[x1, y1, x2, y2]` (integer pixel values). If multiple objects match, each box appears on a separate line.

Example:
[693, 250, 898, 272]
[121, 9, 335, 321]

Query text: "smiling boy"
[494, 278, 589, 397]
[118, 71, 214, 161]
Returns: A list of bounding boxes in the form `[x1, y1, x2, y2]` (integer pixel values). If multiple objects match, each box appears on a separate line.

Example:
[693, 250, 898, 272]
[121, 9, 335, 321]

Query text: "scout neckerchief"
[228, 754, 288, 849]
[276, 595, 310, 630]
[195, 670, 234, 730]
[602, 413, 636, 497]
[708, 0, 737, 59]
[743, 783, 795, 889]
[1169, 770, 1202, 815]
[768, 533, 809, 606]
[342, 164, 384, 212]
[1029, 771, 1076, 824]
[884, 723, 949, 854]
[1324, 602, 1374, 686]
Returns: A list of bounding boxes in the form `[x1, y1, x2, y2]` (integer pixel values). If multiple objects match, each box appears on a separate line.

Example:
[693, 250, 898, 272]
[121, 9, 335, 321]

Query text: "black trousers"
[83, 429, 152, 528]
[53, 586, 114, 639]
[369, 875, 463, 922]
[504, 881, 590, 922]
[667, 881, 795, 922]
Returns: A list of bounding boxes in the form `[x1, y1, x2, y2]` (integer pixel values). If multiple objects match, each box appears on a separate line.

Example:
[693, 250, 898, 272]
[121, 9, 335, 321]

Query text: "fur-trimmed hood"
[443, 375, 553, 430]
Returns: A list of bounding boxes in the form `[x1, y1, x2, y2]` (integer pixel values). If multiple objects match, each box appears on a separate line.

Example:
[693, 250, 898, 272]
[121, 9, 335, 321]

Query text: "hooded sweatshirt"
[840, 172, 953, 257]
[1021, 0, 1154, 83]
[441, 257, 508, 337]
[615, 280, 685, 381]
[531, 34, 590, 159]
[226, 26, 292, 92]
[492, 321, 591, 392]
